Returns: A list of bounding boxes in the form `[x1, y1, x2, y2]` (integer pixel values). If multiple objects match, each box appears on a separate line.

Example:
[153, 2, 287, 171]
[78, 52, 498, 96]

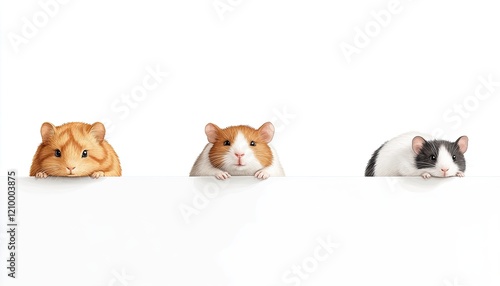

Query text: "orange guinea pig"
[189, 122, 285, 180]
[29, 122, 121, 178]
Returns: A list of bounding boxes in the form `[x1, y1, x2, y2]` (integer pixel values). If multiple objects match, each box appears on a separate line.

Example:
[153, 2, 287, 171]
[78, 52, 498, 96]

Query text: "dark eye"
[223, 140, 230, 146]
[452, 155, 457, 161]
[250, 141, 256, 147]
[430, 155, 437, 161]
[55, 149, 61, 157]
[82, 150, 88, 158]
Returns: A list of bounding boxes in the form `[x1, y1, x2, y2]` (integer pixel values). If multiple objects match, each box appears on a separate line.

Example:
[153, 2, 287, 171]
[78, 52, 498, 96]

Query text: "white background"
[1, 0, 500, 177]
[1, 2, 500, 285]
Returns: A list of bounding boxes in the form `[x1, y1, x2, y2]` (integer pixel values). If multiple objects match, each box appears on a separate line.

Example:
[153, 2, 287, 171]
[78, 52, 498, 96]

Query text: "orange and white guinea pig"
[189, 122, 285, 180]
[30, 122, 121, 178]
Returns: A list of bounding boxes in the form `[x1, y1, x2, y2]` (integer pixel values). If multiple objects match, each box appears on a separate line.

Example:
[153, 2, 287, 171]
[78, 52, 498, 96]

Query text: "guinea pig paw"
[91, 171, 105, 179]
[456, 171, 465, 177]
[35, 172, 48, 178]
[254, 170, 270, 180]
[421, 172, 432, 179]
[215, 171, 231, 180]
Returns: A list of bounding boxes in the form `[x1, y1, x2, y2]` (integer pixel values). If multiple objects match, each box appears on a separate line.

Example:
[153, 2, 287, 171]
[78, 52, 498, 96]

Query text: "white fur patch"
[190, 131, 285, 177]
[222, 132, 263, 175]
[434, 145, 459, 177]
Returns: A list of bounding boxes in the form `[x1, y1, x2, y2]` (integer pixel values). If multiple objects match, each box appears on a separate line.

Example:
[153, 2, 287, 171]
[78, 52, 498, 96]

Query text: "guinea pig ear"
[40, 122, 56, 143]
[258, 122, 275, 143]
[205, 123, 220, 143]
[90, 122, 106, 143]
[412, 136, 427, 154]
[456, 136, 468, 154]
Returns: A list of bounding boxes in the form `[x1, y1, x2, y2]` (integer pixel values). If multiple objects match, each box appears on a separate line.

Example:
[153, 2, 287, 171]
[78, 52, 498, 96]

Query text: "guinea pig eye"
[452, 155, 457, 161]
[430, 155, 437, 161]
[223, 140, 231, 146]
[54, 149, 61, 157]
[250, 141, 256, 147]
[82, 150, 88, 158]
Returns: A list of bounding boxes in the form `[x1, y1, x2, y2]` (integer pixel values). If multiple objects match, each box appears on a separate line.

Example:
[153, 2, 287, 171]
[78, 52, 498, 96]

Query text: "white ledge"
[2, 177, 500, 285]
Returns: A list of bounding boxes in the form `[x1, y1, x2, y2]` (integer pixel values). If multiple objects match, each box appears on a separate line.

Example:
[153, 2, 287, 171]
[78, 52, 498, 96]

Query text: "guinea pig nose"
[67, 166, 76, 171]
[235, 152, 245, 158]
[441, 168, 449, 172]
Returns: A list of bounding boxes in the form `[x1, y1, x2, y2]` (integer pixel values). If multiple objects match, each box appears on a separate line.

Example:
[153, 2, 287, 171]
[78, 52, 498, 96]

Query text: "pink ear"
[456, 136, 468, 153]
[412, 136, 426, 154]
[41, 122, 56, 143]
[258, 122, 275, 143]
[205, 123, 220, 143]
[90, 122, 106, 143]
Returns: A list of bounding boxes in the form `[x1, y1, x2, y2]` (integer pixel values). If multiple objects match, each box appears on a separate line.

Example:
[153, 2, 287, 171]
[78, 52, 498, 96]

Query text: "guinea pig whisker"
[418, 162, 436, 166]
[416, 163, 437, 168]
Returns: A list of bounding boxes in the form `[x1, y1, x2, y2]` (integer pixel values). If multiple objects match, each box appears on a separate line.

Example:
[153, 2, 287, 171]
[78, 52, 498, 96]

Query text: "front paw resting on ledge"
[91, 171, 104, 179]
[421, 172, 432, 179]
[215, 171, 231, 180]
[36, 172, 48, 178]
[456, 171, 465, 177]
[254, 169, 270, 180]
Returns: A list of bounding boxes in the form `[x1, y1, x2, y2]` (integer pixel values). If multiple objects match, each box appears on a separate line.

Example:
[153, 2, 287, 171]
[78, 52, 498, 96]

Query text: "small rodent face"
[413, 136, 468, 177]
[206, 122, 274, 173]
[34, 122, 108, 177]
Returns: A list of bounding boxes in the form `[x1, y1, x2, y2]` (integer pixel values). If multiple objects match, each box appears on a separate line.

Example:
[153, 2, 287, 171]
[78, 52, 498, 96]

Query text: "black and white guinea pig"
[365, 132, 468, 179]
[189, 122, 285, 180]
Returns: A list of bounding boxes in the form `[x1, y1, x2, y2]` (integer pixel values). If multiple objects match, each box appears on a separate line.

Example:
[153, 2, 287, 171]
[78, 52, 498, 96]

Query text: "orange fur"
[29, 122, 121, 178]
[208, 125, 273, 168]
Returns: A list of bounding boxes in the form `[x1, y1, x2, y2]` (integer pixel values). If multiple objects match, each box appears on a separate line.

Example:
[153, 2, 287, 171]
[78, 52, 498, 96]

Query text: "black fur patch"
[365, 143, 385, 176]
[414, 140, 466, 171]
